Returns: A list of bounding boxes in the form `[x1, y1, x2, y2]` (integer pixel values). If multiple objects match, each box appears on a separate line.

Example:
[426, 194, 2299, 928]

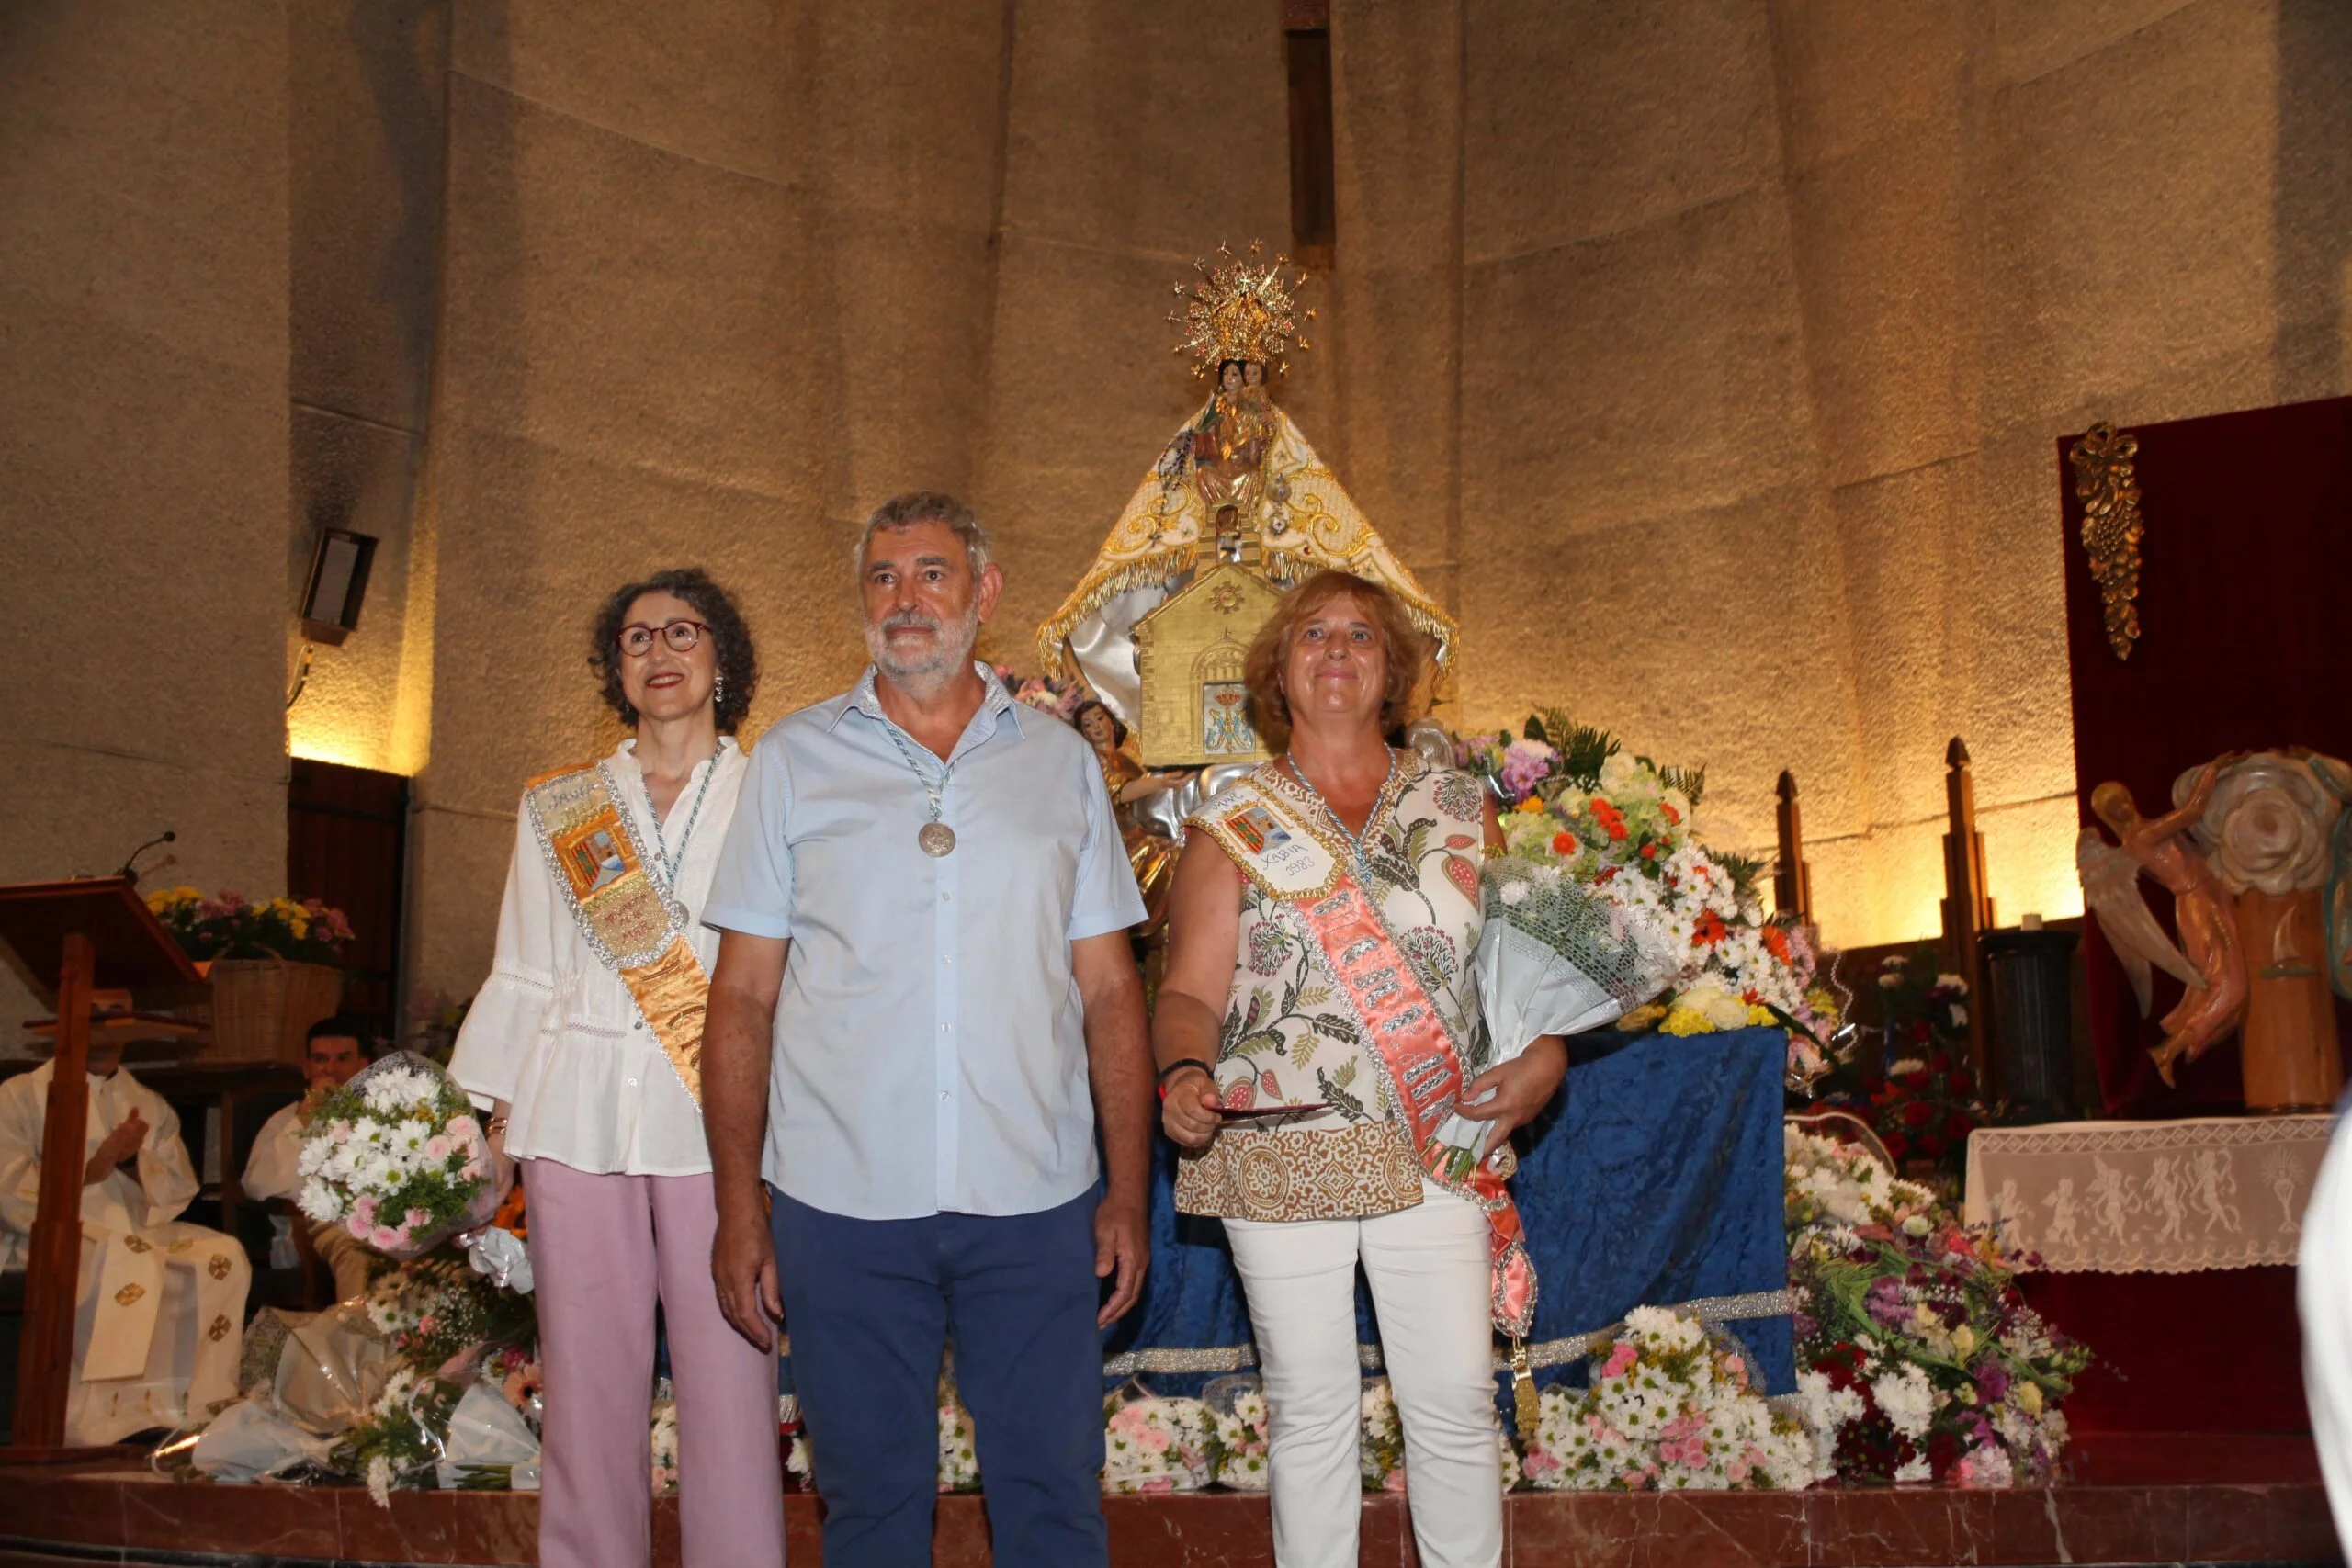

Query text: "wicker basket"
[206, 958, 345, 1062]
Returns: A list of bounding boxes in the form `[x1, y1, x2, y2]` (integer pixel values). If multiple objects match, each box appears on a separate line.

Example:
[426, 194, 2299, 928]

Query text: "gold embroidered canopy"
[1035, 243, 1458, 694]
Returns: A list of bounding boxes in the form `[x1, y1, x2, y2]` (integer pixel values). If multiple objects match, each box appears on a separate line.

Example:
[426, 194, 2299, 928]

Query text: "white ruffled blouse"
[449, 737, 746, 1176]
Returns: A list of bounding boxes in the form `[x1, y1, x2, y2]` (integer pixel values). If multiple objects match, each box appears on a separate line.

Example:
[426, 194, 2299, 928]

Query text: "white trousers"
[2300, 1111, 2352, 1562]
[1226, 1180, 1502, 1568]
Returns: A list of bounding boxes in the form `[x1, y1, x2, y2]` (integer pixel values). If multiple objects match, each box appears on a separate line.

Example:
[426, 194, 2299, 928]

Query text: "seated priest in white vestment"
[0, 1043, 252, 1445]
[241, 1016, 376, 1303]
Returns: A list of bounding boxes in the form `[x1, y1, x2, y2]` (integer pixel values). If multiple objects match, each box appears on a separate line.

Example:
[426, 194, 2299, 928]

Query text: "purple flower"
[1499, 739, 1559, 798]
[1976, 1363, 2009, 1403]
[1864, 1276, 1911, 1329]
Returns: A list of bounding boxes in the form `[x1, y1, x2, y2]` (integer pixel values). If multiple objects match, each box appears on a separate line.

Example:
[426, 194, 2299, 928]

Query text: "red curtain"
[2058, 395, 2352, 1114]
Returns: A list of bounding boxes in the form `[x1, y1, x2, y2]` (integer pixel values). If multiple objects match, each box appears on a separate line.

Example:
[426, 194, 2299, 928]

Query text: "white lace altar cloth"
[1962, 1115, 2335, 1273]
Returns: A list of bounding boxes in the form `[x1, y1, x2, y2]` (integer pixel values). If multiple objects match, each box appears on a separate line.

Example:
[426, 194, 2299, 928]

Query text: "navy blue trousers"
[773, 1188, 1108, 1568]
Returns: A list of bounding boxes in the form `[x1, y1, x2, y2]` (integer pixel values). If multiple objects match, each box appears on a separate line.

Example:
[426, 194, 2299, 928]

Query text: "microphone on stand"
[117, 830, 176, 886]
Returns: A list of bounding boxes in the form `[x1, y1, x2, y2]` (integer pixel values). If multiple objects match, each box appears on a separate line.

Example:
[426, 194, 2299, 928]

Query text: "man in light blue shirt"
[702, 491, 1151, 1568]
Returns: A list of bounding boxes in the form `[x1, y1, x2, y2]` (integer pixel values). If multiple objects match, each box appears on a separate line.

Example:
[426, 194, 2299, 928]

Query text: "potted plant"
[144, 887, 355, 1060]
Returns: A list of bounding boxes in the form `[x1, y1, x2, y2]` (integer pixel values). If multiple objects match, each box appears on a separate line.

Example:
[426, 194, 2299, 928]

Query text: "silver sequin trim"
[1097, 1288, 1800, 1378]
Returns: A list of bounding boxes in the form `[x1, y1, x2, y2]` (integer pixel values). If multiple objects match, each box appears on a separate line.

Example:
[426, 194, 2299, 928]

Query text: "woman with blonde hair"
[1152, 570, 1566, 1568]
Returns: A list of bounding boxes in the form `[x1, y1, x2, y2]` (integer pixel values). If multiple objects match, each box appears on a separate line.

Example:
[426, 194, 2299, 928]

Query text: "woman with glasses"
[451, 568, 782, 1568]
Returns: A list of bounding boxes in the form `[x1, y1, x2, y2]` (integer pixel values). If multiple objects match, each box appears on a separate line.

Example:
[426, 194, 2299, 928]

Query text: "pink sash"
[1296, 878, 1538, 1338]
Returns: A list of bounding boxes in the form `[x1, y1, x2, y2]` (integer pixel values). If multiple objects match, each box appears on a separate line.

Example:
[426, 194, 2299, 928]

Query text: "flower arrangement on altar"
[784, 1377, 981, 1494]
[1360, 1381, 1407, 1491]
[938, 1396, 981, 1492]
[1861, 952, 1979, 1181]
[1457, 715, 1840, 1085]
[1210, 1385, 1271, 1490]
[650, 1398, 681, 1495]
[1102, 1393, 1218, 1493]
[297, 1054, 495, 1259]
[1784, 1126, 2087, 1486]
[144, 886, 355, 964]
[1521, 1307, 1813, 1491]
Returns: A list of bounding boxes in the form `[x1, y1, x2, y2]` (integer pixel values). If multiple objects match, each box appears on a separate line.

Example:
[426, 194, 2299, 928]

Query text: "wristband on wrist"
[1156, 1057, 1214, 1084]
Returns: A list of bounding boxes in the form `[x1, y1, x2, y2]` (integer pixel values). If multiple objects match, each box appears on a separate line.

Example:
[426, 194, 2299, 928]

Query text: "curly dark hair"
[587, 567, 758, 733]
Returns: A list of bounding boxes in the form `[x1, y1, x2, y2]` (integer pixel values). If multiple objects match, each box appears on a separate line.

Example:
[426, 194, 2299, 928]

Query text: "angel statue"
[2304, 750, 2352, 1004]
[2078, 764, 2247, 1086]
[1035, 241, 1457, 731]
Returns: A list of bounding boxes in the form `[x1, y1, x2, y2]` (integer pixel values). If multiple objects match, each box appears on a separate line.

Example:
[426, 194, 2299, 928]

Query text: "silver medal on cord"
[884, 722, 959, 857]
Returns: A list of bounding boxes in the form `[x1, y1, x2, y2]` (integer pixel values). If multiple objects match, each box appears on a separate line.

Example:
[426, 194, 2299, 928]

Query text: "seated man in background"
[0, 1036, 251, 1444]
[242, 1016, 376, 1303]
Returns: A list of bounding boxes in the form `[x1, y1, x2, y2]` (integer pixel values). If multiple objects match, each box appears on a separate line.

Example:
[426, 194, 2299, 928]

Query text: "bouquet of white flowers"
[1521, 1307, 1813, 1492]
[1202, 1377, 1270, 1491]
[1101, 1394, 1216, 1494]
[297, 1052, 496, 1259]
[1431, 857, 1673, 1175]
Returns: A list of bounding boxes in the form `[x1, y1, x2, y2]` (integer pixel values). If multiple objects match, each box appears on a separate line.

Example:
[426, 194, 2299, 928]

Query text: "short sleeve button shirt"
[704, 663, 1147, 1221]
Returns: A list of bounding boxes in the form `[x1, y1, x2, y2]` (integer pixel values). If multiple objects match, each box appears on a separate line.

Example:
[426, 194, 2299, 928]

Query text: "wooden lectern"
[0, 878, 202, 1459]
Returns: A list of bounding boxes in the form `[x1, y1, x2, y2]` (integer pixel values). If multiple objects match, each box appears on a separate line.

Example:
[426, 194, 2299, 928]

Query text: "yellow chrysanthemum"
[1659, 1006, 1717, 1038]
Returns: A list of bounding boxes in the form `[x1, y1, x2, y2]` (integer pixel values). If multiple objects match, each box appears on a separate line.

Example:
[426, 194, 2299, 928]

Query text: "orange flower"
[1761, 924, 1792, 964]
[1552, 830, 1578, 855]
[1693, 910, 1727, 946]
[1660, 802, 1681, 825]
[1638, 843, 1657, 860]
[1607, 821, 1629, 842]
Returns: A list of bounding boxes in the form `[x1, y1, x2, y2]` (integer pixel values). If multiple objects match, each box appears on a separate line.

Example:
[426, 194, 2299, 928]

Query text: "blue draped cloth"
[1098, 1025, 1793, 1400]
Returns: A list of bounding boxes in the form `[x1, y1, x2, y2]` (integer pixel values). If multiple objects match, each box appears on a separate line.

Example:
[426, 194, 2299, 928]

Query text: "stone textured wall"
[403, 0, 1307, 1013]
[1327, 0, 2352, 949]
[283, 0, 449, 778]
[7, 0, 2347, 1036]
[0, 1, 290, 1036]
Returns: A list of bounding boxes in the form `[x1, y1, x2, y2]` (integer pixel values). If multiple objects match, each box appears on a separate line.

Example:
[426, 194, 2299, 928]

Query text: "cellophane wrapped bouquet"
[1458, 714, 1841, 1087]
[1521, 1308, 1813, 1491]
[1785, 1126, 2088, 1486]
[364, 1249, 537, 1375]
[1205, 1382, 1271, 1491]
[335, 1366, 465, 1506]
[1360, 1380, 1408, 1491]
[1102, 1392, 1217, 1493]
[298, 1051, 497, 1258]
[1436, 855, 1678, 1175]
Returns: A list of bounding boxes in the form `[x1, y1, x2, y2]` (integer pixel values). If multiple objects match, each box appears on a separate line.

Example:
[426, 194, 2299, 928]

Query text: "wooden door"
[286, 759, 408, 1041]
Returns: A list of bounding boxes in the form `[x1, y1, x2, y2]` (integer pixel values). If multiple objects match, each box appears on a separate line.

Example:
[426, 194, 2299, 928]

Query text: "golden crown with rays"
[1168, 240, 1316, 375]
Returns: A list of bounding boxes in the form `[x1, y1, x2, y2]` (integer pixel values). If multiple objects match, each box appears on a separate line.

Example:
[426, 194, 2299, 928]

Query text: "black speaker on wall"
[299, 526, 378, 647]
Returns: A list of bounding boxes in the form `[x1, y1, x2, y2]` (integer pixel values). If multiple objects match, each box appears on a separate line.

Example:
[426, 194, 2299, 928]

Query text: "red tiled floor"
[337, 1484, 464, 1565]
[116, 1470, 339, 1559]
[1, 1453, 2342, 1566]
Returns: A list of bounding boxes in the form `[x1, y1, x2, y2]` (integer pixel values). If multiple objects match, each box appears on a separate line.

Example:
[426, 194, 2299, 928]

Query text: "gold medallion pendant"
[919, 821, 958, 858]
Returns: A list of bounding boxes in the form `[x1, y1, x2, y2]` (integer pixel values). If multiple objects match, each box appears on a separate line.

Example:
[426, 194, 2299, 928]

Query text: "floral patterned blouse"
[1173, 755, 1491, 1222]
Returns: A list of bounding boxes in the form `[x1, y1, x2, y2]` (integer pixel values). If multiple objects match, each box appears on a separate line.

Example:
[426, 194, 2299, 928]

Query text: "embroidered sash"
[521, 763, 708, 1106]
[1196, 773, 1538, 1339]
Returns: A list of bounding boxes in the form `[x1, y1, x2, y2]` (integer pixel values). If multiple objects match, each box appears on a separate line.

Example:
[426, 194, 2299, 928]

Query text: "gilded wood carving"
[2067, 422, 2144, 660]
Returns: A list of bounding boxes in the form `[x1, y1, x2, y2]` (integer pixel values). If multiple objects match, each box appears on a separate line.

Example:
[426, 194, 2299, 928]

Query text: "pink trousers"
[525, 1159, 784, 1568]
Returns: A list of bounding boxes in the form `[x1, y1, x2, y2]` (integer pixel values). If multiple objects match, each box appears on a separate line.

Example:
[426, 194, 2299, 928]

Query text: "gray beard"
[866, 604, 981, 699]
